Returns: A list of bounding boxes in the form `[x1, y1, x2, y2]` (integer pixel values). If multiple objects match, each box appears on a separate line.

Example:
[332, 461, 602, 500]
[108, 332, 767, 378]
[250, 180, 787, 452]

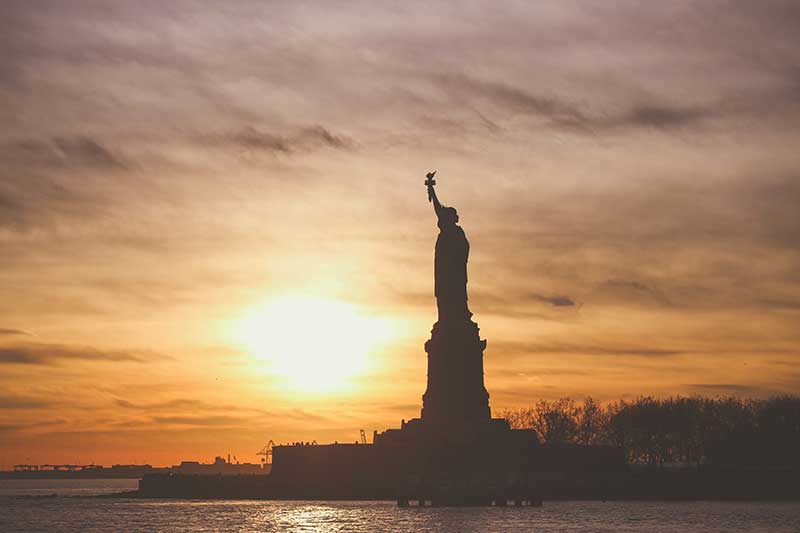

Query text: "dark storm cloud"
[0, 344, 161, 365]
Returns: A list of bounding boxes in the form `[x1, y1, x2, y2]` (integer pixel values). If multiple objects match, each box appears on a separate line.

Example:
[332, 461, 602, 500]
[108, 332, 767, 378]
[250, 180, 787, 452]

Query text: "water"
[0, 478, 139, 498]
[2, 480, 800, 532]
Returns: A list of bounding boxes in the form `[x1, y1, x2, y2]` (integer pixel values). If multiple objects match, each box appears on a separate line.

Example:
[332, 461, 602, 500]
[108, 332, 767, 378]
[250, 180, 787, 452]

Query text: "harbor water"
[2, 479, 800, 532]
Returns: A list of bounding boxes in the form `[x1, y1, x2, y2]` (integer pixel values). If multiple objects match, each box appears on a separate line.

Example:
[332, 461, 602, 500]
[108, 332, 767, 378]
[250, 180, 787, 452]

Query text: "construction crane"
[360, 429, 367, 445]
[256, 440, 274, 464]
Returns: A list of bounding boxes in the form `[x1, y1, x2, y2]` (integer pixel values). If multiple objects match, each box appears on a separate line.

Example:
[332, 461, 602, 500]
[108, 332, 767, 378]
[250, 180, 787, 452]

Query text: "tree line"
[500, 396, 800, 469]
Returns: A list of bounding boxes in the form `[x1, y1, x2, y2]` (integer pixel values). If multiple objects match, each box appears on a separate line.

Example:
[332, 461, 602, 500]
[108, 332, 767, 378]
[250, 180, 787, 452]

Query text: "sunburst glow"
[234, 296, 394, 393]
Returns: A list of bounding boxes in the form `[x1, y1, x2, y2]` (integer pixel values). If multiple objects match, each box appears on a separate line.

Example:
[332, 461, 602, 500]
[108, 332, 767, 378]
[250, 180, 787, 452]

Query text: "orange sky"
[1, 1, 799, 467]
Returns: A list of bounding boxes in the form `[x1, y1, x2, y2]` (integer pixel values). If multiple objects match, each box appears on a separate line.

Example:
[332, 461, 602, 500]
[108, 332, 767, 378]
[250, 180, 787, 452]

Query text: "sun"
[233, 295, 394, 394]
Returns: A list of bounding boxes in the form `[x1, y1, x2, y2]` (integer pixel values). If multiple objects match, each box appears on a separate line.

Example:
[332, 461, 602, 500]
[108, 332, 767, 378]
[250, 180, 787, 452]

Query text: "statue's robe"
[434, 224, 471, 322]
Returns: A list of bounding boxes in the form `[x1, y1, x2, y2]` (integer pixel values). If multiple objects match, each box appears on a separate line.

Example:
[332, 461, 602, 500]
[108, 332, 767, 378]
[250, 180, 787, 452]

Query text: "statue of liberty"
[425, 171, 472, 323]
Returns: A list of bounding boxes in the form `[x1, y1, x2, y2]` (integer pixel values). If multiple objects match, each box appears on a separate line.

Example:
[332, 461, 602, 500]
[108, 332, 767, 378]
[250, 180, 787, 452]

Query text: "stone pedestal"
[420, 319, 491, 427]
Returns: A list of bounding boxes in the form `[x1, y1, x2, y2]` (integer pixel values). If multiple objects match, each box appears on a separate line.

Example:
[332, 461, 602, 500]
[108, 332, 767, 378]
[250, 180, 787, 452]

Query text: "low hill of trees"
[501, 396, 800, 469]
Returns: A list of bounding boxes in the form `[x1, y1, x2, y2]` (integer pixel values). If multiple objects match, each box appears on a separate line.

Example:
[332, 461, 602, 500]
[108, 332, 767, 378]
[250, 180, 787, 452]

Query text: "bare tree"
[576, 397, 604, 445]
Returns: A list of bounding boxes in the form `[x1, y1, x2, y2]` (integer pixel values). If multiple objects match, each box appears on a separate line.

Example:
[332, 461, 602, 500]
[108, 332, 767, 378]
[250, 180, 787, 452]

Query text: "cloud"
[0, 343, 161, 365]
[362, 402, 421, 414]
[288, 409, 330, 422]
[591, 279, 672, 307]
[0, 423, 24, 435]
[0, 174, 100, 231]
[370, 278, 577, 320]
[445, 289, 581, 321]
[113, 397, 265, 415]
[491, 367, 591, 378]
[614, 105, 713, 129]
[439, 76, 590, 130]
[686, 383, 766, 395]
[478, 172, 800, 313]
[529, 293, 575, 307]
[1, 136, 127, 171]
[0, 393, 55, 409]
[208, 125, 354, 155]
[0, 136, 128, 231]
[0, 328, 28, 336]
[757, 299, 800, 311]
[151, 415, 254, 428]
[491, 340, 684, 358]
[436, 75, 719, 134]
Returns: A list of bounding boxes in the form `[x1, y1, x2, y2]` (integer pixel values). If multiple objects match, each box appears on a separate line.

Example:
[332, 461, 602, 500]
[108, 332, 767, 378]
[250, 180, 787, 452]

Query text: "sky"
[1, 0, 799, 467]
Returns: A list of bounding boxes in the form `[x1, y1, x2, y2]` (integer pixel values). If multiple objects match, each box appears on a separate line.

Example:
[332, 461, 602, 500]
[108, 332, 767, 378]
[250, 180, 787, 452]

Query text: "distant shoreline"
[0, 472, 148, 480]
[124, 469, 800, 503]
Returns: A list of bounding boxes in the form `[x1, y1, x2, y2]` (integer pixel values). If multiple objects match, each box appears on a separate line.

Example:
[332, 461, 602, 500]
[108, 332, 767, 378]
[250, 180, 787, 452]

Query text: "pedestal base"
[421, 319, 491, 425]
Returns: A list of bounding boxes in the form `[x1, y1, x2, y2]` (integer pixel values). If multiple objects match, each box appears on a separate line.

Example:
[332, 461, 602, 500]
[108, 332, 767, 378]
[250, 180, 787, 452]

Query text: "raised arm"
[430, 183, 444, 218]
[426, 171, 444, 219]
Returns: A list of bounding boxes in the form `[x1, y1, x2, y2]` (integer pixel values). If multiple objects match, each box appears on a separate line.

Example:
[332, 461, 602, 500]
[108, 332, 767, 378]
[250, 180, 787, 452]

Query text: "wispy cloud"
[151, 415, 256, 428]
[438, 75, 719, 133]
[529, 293, 576, 307]
[491, 340, 684, 358]
[0, 343, 163, 365]
[204, 125, 354, 155]
[1, 136, 128, 170]
[0, 393, 56, 409]
[0, 328, 29, 336]
[686, 383, 767, 396]
[113, 397, 265, 415]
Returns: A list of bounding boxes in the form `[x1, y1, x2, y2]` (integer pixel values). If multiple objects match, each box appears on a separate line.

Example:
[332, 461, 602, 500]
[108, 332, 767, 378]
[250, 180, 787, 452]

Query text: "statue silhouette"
[421, 171, 490, 426]
[426, 172, 472, 323]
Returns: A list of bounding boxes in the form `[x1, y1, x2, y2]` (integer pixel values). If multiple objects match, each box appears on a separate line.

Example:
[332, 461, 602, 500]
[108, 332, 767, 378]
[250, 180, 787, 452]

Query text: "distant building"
[172, 456, 264, 475]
